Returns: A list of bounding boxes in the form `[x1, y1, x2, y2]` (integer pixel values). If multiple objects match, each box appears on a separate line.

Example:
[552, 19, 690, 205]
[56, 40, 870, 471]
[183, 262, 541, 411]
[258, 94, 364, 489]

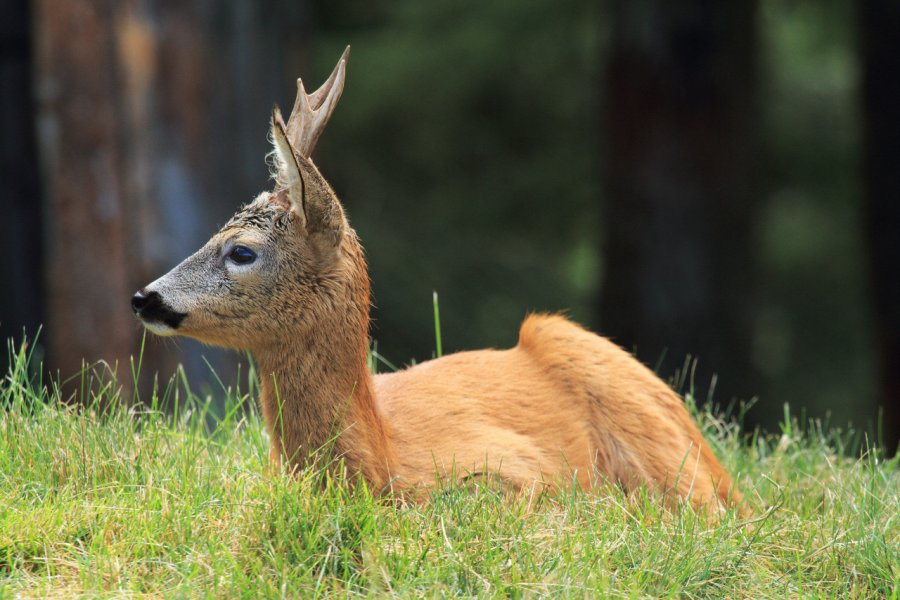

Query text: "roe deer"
[132, 48, 743, 512]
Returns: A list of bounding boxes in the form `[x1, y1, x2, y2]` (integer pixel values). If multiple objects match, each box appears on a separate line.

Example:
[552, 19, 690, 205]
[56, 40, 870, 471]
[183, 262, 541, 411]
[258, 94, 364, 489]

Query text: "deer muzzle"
[131, 288, 186, 334]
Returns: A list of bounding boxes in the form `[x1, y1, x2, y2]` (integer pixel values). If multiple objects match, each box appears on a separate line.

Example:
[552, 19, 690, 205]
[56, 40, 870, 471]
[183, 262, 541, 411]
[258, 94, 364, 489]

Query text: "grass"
[1, 337, 898, 598]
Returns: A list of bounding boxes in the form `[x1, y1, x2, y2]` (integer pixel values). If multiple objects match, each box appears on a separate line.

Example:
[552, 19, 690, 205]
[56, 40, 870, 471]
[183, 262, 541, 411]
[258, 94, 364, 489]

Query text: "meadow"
[1, 338, 897, 598]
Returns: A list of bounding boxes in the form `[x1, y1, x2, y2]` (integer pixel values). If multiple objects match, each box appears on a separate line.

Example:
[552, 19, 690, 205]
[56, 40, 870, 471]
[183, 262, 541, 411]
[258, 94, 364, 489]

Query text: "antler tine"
[286, 46, 349, 123]
[308, 46, 350, 109]
[284, 46, 350, 158]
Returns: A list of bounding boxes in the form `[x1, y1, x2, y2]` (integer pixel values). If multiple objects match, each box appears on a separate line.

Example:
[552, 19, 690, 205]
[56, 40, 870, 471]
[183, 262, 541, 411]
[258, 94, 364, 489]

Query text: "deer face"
[132, 48, 354, 351]
[132, 193, 304, 348]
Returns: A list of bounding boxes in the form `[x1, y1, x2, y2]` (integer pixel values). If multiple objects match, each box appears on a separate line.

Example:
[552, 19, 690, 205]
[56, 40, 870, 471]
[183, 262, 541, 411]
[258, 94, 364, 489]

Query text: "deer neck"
[254, 309, 395, 489]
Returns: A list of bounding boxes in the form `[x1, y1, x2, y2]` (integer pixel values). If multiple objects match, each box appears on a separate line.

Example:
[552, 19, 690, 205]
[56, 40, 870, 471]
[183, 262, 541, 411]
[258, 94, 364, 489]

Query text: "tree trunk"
[35, 0, 135, 394]
[601, 3, 760, 405]
[860, 0, 900, 456]
[0, 0, 43, 361]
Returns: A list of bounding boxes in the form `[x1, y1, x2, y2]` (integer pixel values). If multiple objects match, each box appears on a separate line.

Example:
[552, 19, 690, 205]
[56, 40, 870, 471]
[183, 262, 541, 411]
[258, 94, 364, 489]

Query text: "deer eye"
[228, 245, 257, 265]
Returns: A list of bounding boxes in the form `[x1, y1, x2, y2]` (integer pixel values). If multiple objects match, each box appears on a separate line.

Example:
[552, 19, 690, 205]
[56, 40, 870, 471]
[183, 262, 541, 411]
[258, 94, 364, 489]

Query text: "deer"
[132, 47, 743, 513]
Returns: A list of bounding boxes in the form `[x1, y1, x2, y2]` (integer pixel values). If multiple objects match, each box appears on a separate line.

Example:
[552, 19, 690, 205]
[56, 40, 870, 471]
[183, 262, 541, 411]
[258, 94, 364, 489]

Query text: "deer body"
[133, 48, 741, 511]
[376, 314, 735, 505]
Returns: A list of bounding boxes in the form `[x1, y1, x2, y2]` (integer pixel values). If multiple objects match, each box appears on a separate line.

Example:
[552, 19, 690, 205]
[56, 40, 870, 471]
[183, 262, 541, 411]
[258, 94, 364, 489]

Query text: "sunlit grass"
[1, 336, 898, 597]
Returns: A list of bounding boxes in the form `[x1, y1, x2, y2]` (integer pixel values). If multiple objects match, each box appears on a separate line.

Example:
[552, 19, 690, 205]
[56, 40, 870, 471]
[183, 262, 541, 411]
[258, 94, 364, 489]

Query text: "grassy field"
[1, 339, 898, 598]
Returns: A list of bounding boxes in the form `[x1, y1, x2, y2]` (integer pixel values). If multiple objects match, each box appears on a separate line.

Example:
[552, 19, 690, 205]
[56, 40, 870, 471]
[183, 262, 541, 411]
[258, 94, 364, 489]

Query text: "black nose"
[131, 290, 153, 315]
[131, 288, 187, 329]
[131, 289, 156, 315]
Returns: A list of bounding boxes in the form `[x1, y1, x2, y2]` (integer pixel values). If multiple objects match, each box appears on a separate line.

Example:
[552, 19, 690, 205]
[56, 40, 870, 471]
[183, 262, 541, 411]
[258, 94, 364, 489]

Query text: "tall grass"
[1, 335, 897, 597]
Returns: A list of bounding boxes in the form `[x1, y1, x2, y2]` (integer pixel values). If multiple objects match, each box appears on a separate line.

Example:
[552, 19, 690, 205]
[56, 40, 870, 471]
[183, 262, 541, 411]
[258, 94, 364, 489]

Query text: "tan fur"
[134, 50, 743, 513]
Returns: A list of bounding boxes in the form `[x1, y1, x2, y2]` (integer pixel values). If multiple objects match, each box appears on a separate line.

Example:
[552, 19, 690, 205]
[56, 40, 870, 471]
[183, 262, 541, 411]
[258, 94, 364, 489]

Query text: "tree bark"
[34, 0, 135, 393]
[860, 0, 900, 456]
[601, 3, 760, 404]
[0, 0, 43, 359]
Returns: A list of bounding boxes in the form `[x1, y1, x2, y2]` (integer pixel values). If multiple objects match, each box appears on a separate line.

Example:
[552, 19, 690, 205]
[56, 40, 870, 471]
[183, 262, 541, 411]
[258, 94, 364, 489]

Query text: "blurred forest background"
[1, 0, 897, 452]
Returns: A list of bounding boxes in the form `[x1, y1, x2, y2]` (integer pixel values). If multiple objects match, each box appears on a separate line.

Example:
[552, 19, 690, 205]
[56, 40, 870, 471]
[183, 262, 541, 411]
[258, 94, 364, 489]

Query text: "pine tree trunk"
[0, 0, 43, 360]
[860, 0, 900, 456]
[601, 2, 760, 404]
[35, 0, 135, 393]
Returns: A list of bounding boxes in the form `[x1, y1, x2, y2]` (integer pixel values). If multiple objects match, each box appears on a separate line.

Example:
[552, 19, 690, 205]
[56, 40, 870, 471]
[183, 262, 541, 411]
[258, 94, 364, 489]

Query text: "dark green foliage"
[310, 0, 603, 362]
[755, 0, 874, 430]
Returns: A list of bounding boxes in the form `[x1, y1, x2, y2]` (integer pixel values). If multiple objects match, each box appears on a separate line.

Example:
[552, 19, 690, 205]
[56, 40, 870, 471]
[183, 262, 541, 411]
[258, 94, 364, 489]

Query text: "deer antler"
[285, 46, 350, 158]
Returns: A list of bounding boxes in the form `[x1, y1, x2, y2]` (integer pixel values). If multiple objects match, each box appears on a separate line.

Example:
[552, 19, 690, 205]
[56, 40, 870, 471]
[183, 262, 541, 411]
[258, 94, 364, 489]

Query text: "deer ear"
[270, 104, 345, 250]
[270, 105, 307, 229]
[269, 49, 350, 251]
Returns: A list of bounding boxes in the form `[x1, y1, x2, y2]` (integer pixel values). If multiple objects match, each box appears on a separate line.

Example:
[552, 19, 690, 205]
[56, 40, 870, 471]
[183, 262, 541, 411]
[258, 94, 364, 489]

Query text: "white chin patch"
[142, 321, 176, 337]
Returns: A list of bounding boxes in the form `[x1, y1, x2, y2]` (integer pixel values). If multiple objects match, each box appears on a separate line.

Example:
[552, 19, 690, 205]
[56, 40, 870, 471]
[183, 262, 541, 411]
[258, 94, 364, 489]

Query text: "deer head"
[132, 47, 368, 352]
